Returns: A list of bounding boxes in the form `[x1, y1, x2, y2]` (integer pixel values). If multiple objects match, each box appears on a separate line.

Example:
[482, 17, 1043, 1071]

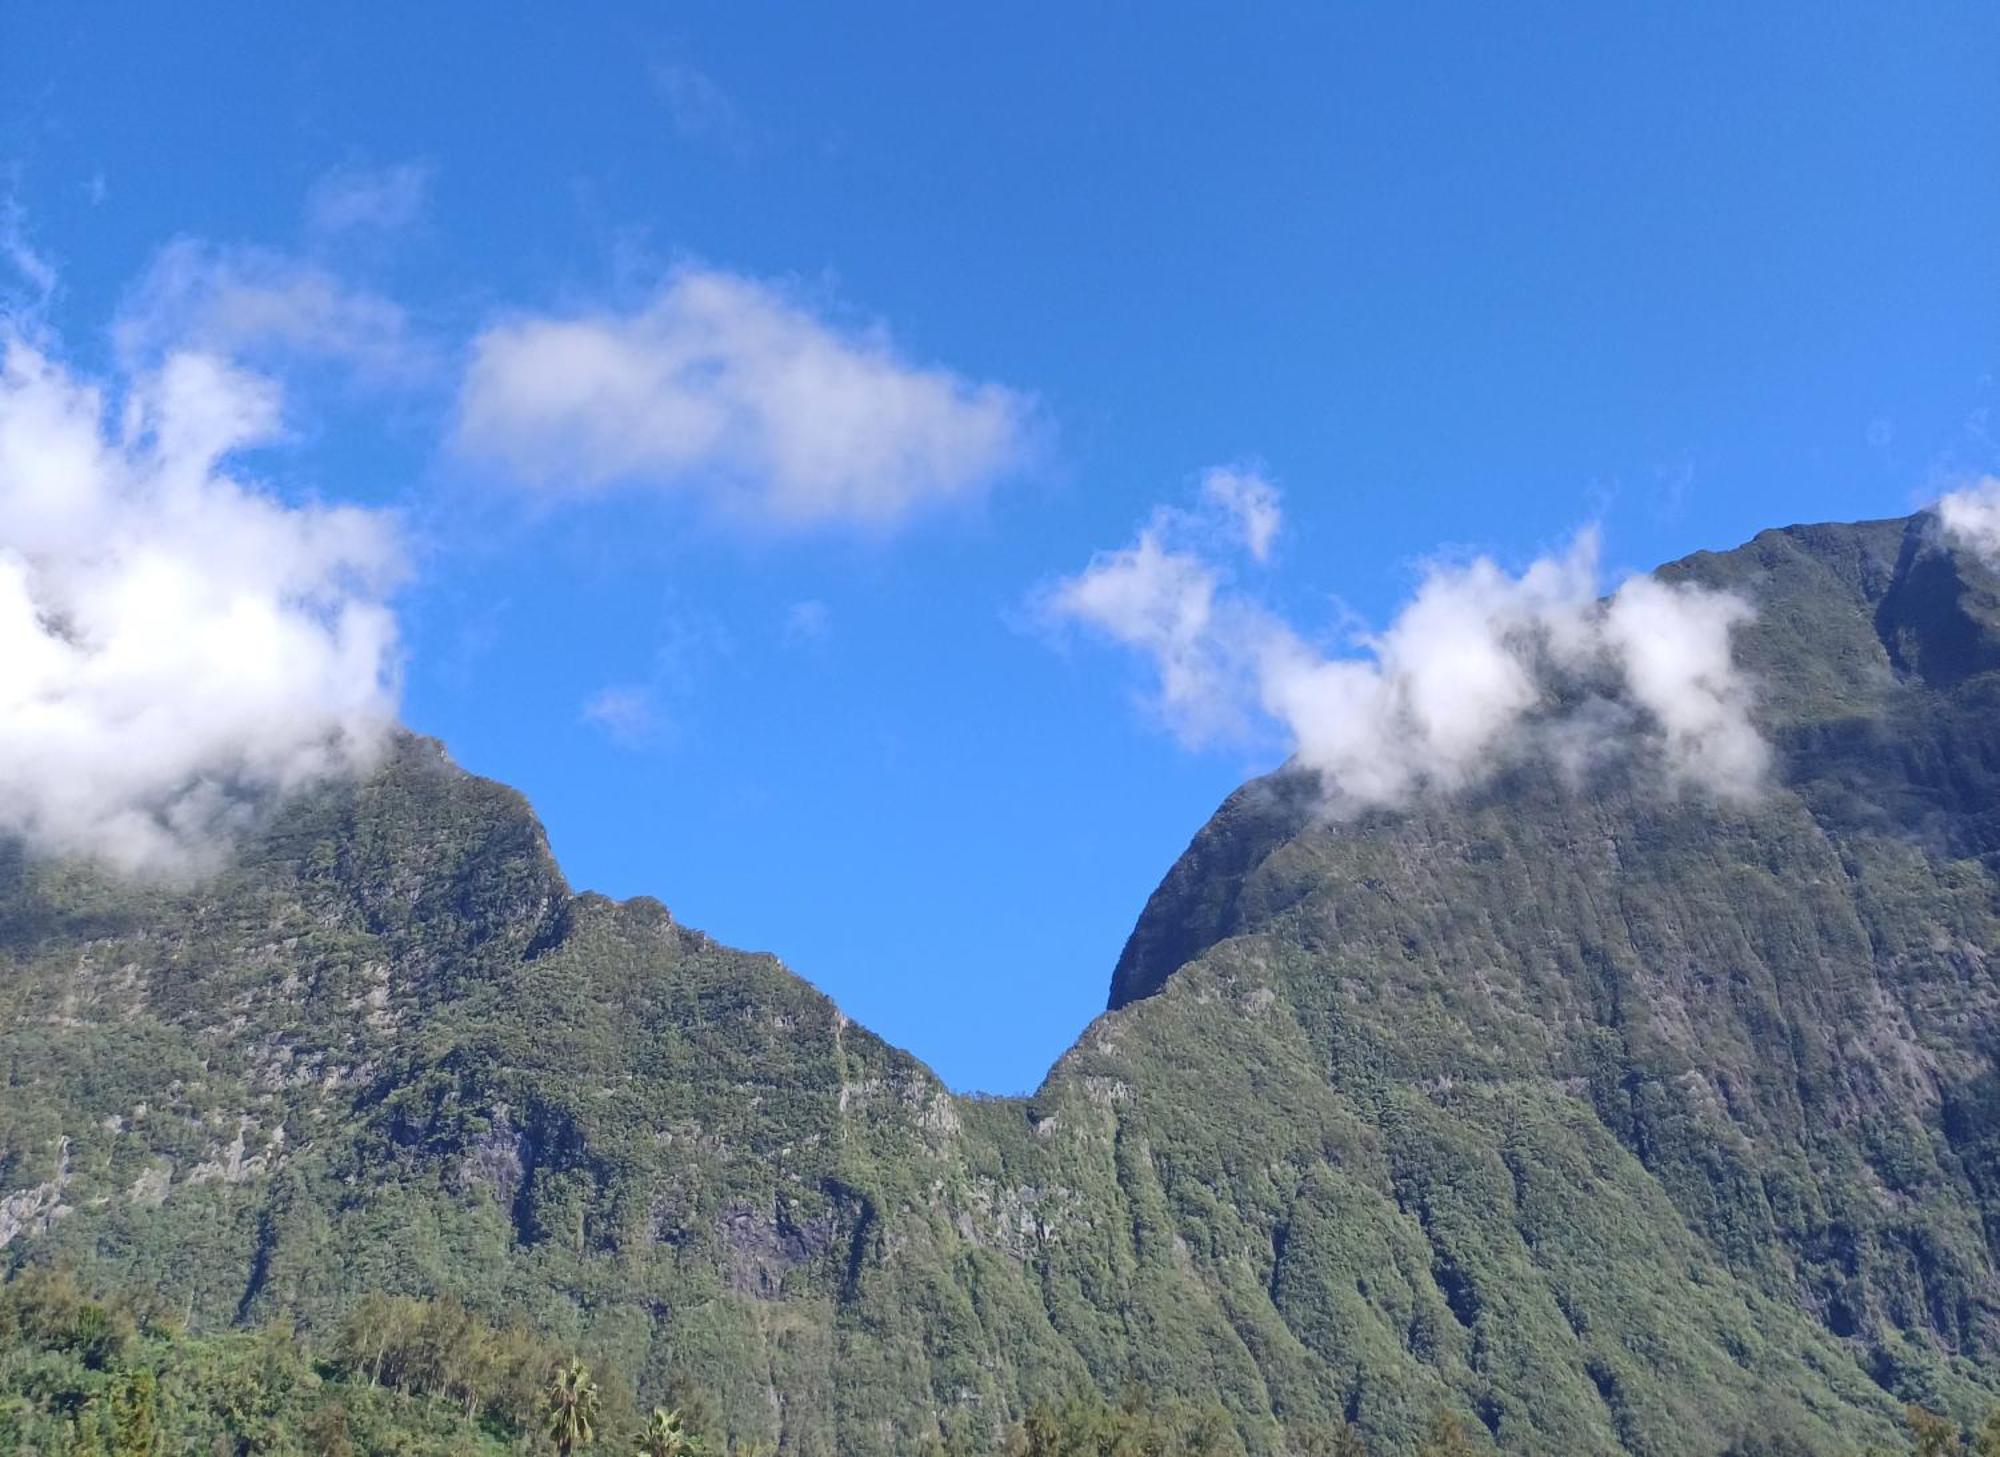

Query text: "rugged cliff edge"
[5, 512, 2000, 1455]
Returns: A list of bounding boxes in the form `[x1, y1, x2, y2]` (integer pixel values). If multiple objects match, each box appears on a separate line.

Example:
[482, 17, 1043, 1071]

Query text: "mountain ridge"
[5, 508, 2000, 1454]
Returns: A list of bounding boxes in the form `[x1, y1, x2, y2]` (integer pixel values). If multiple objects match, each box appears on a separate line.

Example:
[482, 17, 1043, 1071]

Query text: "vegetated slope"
[1095, 513, 2000, 1441]
[0, 1268, 601, 1455]
[2, 511, 1996, 1455]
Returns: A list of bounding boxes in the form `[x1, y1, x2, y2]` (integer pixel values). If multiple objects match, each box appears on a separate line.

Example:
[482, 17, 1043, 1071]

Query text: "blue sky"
[3, 3, 1996, 1091]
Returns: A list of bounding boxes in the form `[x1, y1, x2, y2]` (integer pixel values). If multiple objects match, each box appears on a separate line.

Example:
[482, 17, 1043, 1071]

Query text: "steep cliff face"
[1085, 513, 2000, 1436]
[0, 737, 1030, 1455]
[3, 513, 1999, 1455]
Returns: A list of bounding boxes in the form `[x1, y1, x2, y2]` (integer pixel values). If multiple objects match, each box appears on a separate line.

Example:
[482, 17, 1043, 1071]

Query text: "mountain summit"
[5, 511, 2000, 1454]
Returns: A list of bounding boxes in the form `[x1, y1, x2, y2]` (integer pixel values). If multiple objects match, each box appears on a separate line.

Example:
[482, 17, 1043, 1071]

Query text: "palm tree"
[544, 1358, 601, 1455]
[636, 1406, 703, 1457]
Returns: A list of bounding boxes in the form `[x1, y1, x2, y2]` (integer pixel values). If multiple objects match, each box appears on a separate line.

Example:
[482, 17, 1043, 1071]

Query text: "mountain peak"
[1109, 509, 2000, 1011]
[10, 511, 2000, 1453]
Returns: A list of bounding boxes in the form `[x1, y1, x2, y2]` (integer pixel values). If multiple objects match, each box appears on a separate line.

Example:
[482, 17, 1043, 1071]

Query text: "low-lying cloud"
[1600, 575, 1765, 796]
[0, 331, 402, 873]
[1938, 476, 2000, 561]
[455, 267, 1033, 530]
[1048, 481, 1769, 810]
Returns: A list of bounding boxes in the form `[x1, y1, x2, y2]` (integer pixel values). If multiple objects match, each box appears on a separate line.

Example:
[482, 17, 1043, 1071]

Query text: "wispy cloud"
[1046, 477, 1768, 808]
[456, 267, 1035, 530]
[581, 685, 662, 746]
[1200, 464, 1281, 563]
[580, 606, 731, 750]
[117, 239, 432, 385]
[784, 598, 831, 644]
[653, 63, 751, 151]
[305, 161, 432, 236]
[0, 198, 57, 307]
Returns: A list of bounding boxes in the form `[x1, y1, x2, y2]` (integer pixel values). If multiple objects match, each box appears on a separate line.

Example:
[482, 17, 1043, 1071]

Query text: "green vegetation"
[991, 1393, 2000, 1457]
[544, 1359, 601, 1456]
[635, 1405, 706, 1457]
[5, 511, 2000, 1453]
[0, 1266, 786, 1455]
[10, 1268, 1998, 1457]
[0, 1268, 613, 1454]
[1003, 1391, 1244, 1457]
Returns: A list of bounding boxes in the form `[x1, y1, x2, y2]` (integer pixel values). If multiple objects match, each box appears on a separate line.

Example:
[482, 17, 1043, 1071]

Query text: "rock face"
[4, 511, 2000, 1455]
[0, 1137, 68, 1249]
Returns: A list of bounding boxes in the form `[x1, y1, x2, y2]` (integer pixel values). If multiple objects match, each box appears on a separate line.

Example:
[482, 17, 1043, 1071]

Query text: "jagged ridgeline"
[5, 511, 2000, 1455]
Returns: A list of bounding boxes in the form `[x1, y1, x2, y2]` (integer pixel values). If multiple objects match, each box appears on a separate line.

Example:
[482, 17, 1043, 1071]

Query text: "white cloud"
[117, 240, 428, 384]
[456, 267, 1033, 529]
[1256, 538, 1607, 807]
[581, 685, 661, 746]
[1201, 465, 1281, 562]
[305, 161, 431, 235]
[1, 199, 57, 306]
[1049, 493, 1767, 810]
[0, 332, 401, 873]
[1938, 476, 2000, 560]
[1046, 524, 1247, 743]
[1603, 575, 1767, 798]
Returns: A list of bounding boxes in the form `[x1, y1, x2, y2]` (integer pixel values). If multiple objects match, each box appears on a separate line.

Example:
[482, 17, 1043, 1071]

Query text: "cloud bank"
[0, 332, 401, 872]
[1048, 482, 1768, 810]
[455, 267, 1032, 529]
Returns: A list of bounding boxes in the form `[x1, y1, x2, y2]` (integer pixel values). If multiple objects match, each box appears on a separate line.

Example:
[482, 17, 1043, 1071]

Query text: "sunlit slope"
[5, 512, 1999, 1453]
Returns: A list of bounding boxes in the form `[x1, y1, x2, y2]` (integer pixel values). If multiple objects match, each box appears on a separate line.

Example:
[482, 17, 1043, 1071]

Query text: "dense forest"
[5, 1268, 1998, 1457]
[7, 511, 2000, 1454]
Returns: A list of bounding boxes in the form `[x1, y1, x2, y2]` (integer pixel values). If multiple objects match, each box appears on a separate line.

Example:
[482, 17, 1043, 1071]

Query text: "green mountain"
[6, 510, 2000, 1454]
